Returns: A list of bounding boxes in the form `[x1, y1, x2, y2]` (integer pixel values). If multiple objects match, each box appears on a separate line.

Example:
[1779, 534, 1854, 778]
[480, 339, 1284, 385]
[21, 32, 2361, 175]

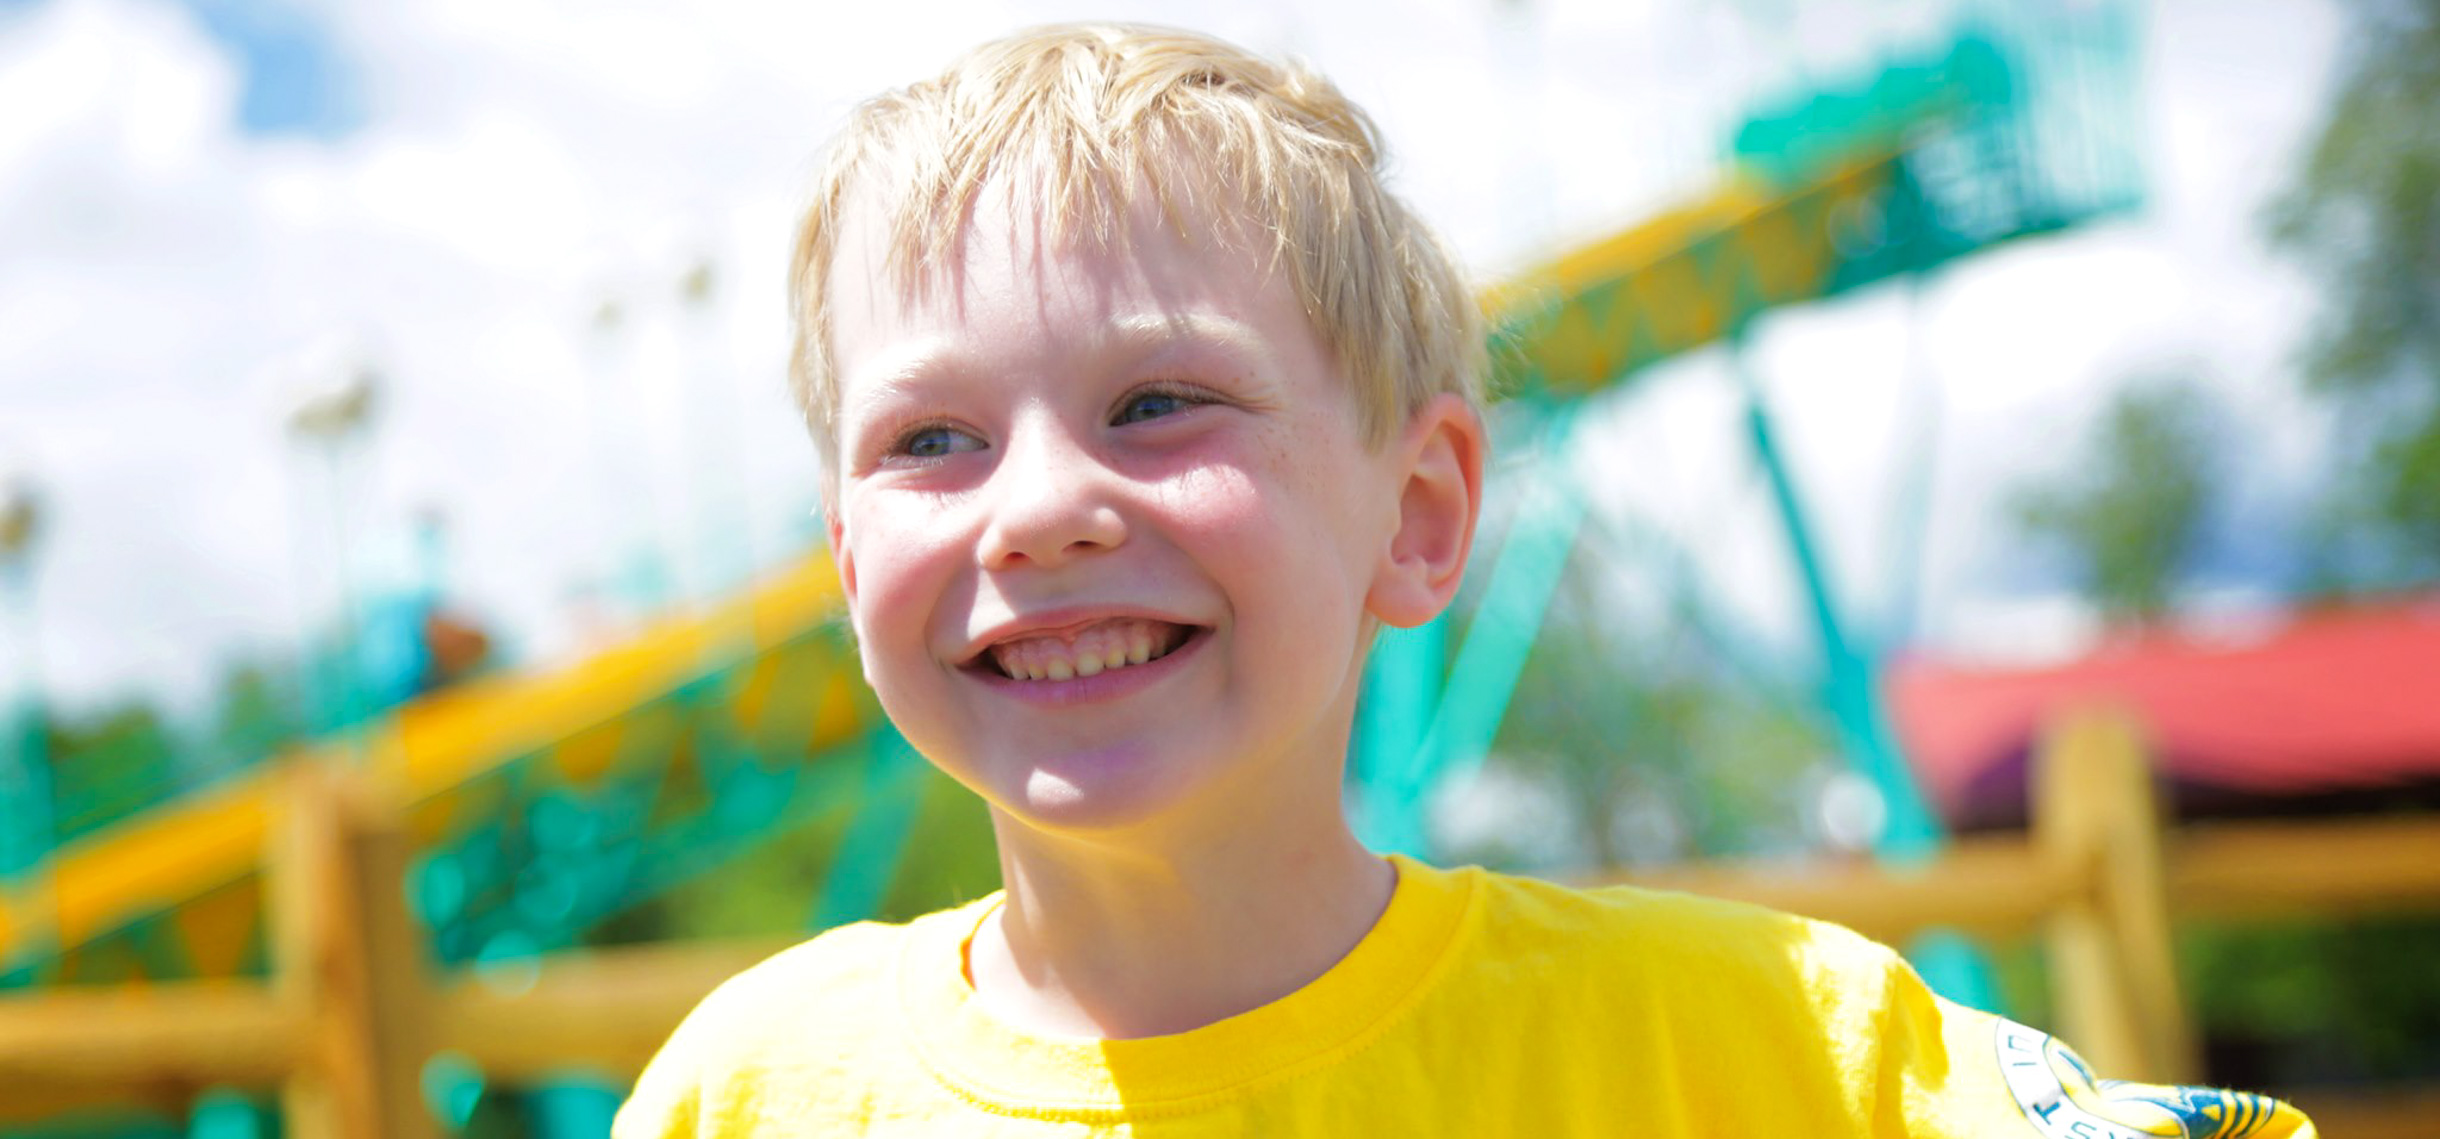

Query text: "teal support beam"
[0, 691, 47, 883]
[0, 533, 49, 993]
[0, 557, 49, 884]
[185, 1089, 269, 1139]
[420, 1051, 487, 1133]
[527, 1076, 623, 1139]
[809, 729, 927, 929]
[1730, 339, 1997, 1011]
[1352, 617, 1446, 856]
[1729, 344, 1940, 857]
[1421, 438, 1589, 797]
[1354, 404, 1588, 859]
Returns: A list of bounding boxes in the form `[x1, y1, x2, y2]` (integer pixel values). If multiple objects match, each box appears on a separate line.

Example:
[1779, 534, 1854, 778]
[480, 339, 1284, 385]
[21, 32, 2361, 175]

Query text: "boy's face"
[823, 182, 1426, 837]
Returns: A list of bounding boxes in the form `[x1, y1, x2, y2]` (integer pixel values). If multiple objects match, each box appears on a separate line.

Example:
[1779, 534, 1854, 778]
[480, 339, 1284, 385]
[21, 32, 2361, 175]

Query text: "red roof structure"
[1886, 596, 2440, 828]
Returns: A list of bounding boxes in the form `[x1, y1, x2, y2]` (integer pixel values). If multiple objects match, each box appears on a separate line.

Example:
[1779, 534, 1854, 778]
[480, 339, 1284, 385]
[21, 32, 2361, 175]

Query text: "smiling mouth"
[982, 618, 1195, 681]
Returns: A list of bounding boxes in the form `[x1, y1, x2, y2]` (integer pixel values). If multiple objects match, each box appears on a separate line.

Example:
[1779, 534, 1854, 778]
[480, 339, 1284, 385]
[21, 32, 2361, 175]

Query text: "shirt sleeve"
[1876, 951, 2317, 1139]
[611, 1041, 703, 1139]
[612, 970, 736, 1139]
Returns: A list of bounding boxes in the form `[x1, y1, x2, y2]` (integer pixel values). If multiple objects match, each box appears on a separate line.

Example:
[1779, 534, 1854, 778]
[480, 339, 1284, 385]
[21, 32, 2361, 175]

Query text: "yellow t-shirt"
[614, 855, 2312, 1137]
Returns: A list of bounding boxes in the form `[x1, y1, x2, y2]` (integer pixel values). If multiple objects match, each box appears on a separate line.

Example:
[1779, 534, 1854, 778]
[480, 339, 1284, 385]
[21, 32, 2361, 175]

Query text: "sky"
[0, 0, 2351, 717]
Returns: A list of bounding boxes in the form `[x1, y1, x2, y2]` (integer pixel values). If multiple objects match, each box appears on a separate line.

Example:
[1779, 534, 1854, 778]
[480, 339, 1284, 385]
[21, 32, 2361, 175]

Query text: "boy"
[617, 24, 2312, 1137]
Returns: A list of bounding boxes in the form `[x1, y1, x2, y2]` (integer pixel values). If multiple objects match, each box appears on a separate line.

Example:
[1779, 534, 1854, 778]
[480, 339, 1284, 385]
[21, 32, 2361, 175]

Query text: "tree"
[2012, 380, 2219, 625]
[43, 701, 180, 842]
[208, 658, 305, 774]
[2266, 0, 2440, 584]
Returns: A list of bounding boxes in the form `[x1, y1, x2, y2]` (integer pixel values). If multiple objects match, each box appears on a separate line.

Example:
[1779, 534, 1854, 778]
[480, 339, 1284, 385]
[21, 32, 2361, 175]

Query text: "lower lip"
[966, 628, 1207, 706]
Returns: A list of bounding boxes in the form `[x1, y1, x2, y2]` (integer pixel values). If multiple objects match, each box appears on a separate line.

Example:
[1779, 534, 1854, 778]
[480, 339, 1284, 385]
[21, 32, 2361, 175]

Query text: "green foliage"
[21, 657, 306, 855]
[42, 701, 179, 843]
[2171, 0, 2440, 1089]
[2266, 0, 2440, 397]
[2011, 379, 2218, 624]
[2181, 917, 2440, 1085]
[2266, 0, 2440, 582]
[1986, 939, 2055, 1034]
[208, 659, 305, 770]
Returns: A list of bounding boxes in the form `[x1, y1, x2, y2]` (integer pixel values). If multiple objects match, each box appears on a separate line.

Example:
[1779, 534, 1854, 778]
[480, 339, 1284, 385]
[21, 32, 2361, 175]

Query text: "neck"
[967, 810, 1395, 1040]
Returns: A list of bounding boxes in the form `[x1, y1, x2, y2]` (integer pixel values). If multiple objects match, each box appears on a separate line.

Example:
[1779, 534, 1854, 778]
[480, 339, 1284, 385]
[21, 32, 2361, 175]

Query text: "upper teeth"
[989, 619, 1177, 681]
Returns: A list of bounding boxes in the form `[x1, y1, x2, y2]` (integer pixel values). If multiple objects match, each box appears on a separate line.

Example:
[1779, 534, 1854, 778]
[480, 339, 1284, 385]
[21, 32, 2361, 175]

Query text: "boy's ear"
[826, 502, 858, 609]
[1367, 393, 1485, 629]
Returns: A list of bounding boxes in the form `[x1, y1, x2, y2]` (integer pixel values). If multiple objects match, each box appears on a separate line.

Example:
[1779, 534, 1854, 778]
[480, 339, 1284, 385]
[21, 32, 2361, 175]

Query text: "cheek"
[840, 499, 964, 648]
[1158, 456, 1374, 602]
[1157, 462, 1265, 539]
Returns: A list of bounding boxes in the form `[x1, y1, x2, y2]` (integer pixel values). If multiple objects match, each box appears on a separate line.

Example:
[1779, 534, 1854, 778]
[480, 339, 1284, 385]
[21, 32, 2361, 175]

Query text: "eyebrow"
[1102, 311, 1270, 364]
[840, 310, 1275, 412]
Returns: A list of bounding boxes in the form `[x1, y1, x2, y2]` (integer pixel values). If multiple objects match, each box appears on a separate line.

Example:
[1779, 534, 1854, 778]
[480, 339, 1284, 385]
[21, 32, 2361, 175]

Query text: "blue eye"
[897, 425, 981, 459]
[1114, 388, 1195, 425]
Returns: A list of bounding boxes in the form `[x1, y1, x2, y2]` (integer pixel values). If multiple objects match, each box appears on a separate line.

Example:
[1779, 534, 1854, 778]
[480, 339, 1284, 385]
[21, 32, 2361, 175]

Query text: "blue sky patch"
[2, 0, 367, 138]
[175, 0, 364, 139]
[0, 0, 363, 139]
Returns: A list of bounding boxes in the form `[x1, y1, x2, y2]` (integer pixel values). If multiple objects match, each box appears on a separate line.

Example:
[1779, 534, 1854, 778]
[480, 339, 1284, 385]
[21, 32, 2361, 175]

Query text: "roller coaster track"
[3, 20, 2129, 981]
[0, 556, 871, 982]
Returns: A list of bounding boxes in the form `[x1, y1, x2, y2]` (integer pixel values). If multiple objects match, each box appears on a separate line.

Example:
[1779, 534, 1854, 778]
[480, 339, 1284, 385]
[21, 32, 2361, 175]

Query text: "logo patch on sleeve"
[1993, 1019, 2280, 1139]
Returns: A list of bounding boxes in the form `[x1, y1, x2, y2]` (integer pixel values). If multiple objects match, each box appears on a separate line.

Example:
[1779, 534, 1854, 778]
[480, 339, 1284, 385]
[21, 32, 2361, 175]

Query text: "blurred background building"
[1, 0, 2435, 1135]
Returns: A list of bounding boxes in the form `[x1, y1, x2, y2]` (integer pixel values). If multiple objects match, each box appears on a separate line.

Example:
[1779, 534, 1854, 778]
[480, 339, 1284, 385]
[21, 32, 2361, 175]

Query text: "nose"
[976, 417, 1127, 570]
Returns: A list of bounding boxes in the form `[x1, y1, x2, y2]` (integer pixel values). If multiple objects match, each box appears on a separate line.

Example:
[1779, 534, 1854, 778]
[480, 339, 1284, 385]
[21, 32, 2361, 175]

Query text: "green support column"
[0, 513, 51, 886]
[187, 1088, 273, 1139]
[0, 684, 47, 883]
[1729, 341, 1939, 852]
[1730, 338, 1998, 1010]
[0, 537, 53, 992]
[1418, 431, 1589, 797]
[1353, 404, 1587, 860]
[1353, 617, 1446, 857]
[809, 729, 927, 930]
[527, 1076, 624, 1139]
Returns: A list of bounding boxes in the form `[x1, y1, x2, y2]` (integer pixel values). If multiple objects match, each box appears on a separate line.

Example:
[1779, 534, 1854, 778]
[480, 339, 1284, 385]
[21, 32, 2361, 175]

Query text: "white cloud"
[0, 0, 2354, 721]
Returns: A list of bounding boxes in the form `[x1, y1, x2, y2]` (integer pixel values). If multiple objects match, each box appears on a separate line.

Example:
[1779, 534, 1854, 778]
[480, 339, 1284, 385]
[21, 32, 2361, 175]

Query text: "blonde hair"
[787, 23, 1484, 466]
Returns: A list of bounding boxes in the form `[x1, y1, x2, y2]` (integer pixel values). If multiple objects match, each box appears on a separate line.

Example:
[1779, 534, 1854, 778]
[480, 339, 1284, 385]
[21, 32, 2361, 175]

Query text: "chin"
[988, 742, 1227, 838]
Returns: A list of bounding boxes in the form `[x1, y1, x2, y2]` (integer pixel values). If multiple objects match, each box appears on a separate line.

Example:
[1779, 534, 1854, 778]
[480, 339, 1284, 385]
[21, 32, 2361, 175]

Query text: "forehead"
[824, 174, 1313, 393]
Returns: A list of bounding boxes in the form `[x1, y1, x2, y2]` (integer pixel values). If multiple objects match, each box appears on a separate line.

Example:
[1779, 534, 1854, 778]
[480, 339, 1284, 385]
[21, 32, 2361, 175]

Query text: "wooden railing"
[3, 710, 2437, 1136]
[1618, 709, 2440, 1138]
[0, 764, 798, 1136]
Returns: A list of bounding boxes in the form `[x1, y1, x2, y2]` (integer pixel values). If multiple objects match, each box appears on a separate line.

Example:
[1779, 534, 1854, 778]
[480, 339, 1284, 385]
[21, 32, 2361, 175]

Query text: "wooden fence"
[1621, 709, 2440, 1138]
[3, 708, 2437, 1136]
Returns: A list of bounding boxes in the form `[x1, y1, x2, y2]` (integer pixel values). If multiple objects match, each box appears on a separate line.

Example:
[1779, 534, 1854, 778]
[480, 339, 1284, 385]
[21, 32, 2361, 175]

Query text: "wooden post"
[2032, 707, 2199, 1084]
[267, 763, 437, 1139]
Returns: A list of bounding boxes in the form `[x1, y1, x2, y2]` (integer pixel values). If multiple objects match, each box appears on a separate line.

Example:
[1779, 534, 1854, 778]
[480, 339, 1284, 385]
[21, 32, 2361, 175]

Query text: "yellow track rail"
[0, 554, 863, 971]
[4, 139, 1919, 975]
